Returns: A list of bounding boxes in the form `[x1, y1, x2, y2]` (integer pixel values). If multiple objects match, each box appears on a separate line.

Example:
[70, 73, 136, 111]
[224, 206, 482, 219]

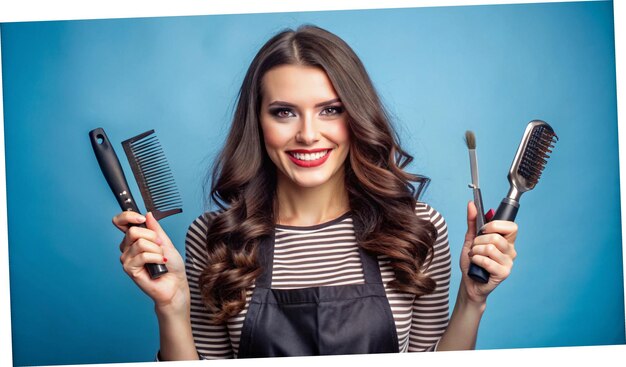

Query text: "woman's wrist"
[436, 283, 487, 351]
[457, 282, 487, 315]
[154, 285, 191, 319]
[154, 292, 198, 361]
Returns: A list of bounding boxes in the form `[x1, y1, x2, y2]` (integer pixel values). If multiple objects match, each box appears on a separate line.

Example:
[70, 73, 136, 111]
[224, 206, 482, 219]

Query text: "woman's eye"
[270, 108, 295, 118]
[320, 106, 344, 116]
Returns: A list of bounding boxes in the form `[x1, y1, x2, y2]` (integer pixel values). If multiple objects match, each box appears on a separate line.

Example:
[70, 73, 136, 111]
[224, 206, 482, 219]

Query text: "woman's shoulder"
[415, 201, 450, 267]
[414, 201, 446, 227]
[184, 211, 221, 256]
[189, 211, 220, 229]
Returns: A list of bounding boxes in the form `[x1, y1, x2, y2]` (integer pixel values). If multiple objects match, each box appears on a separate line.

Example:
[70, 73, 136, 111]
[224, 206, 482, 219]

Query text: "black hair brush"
[89, 128, 182, 279]
[467, 120, 558, 283]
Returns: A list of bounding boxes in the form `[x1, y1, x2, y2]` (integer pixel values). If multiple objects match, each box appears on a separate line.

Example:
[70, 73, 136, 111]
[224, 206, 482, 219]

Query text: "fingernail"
[163, 257, 168, 263]
[137, 215, 146, 223]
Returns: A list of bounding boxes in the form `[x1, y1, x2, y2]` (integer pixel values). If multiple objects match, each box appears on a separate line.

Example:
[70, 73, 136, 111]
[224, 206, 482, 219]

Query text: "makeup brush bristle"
[465, 130, 476, 150]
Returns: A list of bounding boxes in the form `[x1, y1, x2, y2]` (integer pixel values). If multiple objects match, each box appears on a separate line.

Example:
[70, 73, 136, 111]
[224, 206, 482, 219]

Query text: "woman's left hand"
[460, 201, 518, 305]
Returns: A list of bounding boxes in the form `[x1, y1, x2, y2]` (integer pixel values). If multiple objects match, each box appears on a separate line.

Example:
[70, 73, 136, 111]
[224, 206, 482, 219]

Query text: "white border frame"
[0, 1, 623, 366]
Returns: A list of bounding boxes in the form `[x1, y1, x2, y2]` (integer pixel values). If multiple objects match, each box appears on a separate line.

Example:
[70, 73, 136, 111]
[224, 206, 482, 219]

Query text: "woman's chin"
[285, 172, 336, 190]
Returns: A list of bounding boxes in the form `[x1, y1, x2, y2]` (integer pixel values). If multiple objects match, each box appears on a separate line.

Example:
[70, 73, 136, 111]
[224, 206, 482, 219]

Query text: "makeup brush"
[464, 130, 487, 235]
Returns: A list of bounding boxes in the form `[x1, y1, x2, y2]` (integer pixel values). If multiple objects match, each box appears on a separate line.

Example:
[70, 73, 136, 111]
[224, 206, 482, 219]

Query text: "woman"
[113, 25, 517, 360]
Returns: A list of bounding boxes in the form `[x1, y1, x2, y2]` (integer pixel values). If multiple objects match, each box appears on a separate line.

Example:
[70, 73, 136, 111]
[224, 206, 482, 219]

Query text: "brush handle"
[467, 198, 519, 283]
[89, 128, 168, 279]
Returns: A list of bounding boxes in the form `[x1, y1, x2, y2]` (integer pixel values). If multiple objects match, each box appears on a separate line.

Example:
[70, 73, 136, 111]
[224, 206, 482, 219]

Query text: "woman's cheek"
[261, 124, 294, 161]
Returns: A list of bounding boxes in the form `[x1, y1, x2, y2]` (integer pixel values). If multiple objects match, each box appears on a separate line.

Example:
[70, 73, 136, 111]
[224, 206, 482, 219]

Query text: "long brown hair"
[200, 25, 438, 324]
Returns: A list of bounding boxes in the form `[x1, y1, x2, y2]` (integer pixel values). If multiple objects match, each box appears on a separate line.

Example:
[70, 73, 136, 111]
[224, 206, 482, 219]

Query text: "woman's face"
[259, 64, 350, 190]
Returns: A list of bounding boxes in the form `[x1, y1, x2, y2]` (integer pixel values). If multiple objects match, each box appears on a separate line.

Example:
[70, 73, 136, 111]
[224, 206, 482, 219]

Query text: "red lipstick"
[286, 149, 332, 168]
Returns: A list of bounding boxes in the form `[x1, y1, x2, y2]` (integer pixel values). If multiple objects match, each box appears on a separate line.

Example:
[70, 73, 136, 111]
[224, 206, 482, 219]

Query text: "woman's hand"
[459, 201, 518, 305]
[113, 211, 189, 314]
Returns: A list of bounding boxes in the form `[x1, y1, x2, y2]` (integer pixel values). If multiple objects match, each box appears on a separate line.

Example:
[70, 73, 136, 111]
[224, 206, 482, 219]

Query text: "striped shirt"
[184, 202, 451, 359]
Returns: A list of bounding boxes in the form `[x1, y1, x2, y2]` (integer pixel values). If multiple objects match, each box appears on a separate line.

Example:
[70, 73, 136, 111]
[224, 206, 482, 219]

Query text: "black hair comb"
[89, 128, 182, 279]
[121, 130, 183, 221]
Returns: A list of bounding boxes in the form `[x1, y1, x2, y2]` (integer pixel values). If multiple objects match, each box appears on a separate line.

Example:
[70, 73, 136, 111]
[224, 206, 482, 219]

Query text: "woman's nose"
[296, 113, 320, 144]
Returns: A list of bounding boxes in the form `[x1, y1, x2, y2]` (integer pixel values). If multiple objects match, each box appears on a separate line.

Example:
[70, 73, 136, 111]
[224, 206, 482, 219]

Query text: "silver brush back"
[506, 120, 558, 202]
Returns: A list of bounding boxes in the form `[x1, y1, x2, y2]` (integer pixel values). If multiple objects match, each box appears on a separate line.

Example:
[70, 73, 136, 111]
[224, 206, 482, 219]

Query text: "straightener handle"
[89, 127, 168, 279]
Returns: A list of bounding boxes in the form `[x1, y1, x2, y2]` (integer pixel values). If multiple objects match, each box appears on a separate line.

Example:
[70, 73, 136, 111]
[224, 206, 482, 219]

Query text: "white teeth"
[290, 150, 330, 161]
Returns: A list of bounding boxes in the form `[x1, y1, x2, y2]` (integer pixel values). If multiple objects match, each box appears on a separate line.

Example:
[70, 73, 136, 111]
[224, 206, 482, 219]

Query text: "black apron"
[237, 223, 400, 358]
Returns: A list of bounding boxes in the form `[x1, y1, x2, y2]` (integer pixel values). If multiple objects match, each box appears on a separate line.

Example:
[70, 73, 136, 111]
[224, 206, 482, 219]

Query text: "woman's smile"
[286, 148, 332, 167]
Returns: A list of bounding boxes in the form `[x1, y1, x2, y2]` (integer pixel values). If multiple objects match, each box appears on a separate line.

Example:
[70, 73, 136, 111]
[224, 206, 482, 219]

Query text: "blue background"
[2, 1, 624, 366]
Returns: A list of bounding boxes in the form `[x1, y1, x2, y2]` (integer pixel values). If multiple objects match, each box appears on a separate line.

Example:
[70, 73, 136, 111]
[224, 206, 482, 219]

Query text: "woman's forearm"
[435, 284, 486, 351]
[155, 301, 199, 361]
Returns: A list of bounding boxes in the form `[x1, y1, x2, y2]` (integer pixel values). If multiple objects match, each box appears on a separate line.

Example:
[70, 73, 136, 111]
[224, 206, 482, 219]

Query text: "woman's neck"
[275, 172, 350, 227]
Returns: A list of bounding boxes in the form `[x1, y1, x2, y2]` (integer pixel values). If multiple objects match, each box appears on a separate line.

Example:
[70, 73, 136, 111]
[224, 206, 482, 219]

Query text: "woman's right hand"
[113, 211, 190, 314]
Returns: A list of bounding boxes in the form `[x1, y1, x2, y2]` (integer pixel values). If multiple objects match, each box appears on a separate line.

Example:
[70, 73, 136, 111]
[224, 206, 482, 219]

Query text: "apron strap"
[352, 216, 384, 285]
[255, 232, 275, 289]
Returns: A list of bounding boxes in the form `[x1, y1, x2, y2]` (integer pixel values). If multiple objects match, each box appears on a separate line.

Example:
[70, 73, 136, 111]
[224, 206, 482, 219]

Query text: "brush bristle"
[464, 130, 476, 150]
[517, 125, 558, 188]
[122, 130, 183, 219]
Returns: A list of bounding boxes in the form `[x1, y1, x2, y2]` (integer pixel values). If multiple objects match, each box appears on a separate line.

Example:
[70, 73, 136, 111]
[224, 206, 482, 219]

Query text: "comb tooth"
[146, 186, 177, 200]
[135, 147, 163, 161]
[134, 148, 164, 162]
[144, 178, 176, 192]
[135, 149, 166, 164]
[152, 191, 180, 201]
[139, 160, 170, 173]
[145, 173, 175, 187]
[135, 142, 163, 153]
[121, 130, 182, 219]
[135, 152, 166, 164]
[140, 164, 170, 178]
[154, 198, 183, 209]
[153, 200, 182, 211]
[146, 185, 177, 198]
[132, 146, 161, 160]
[142, 166, 172, 180]
[143, 173, 169, 185]
[131, 134, 159, 148]
[148, 190, 176, 202]
[153, 199, 183, 211]
[132, 140, 160, 153]
[141, 160, 170, 172]
[151, 187, 179, 200]
[150, 182, 179, 194]
[152, 194, 180, 204]
[149, 182, 178, 192]
[154, 202, 182, 210]
[146, 183, 178, 197]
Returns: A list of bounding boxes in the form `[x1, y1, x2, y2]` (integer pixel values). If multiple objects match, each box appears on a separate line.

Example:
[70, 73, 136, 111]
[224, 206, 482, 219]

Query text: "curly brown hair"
[199, 25, 437, 324]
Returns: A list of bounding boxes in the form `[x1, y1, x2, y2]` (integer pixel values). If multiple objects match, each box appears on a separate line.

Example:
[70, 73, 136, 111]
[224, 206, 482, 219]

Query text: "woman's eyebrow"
[266, 98, 342, 108]
[267, 101, 296, 108]
[314, 98, 341, 107]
